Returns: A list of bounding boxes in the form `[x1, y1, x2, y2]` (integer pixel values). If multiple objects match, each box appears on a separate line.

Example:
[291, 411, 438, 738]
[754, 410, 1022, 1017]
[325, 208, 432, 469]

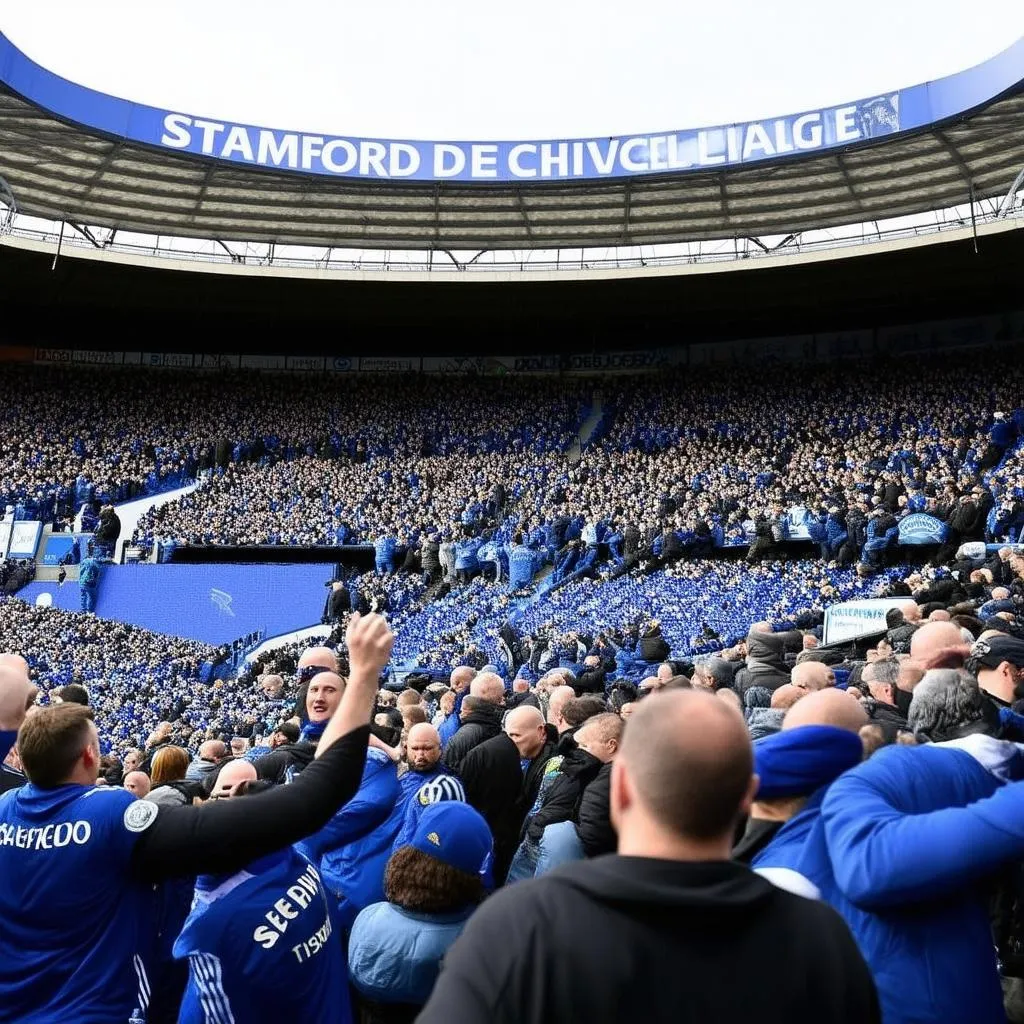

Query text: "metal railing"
[1, 197, 1022, 277]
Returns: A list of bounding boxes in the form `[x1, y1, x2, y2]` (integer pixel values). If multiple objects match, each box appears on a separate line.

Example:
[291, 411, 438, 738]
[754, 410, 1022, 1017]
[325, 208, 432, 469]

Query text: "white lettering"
[793, 113, 823, 149]
[301, 135, 325, 171]
[274, 897, 298, 921]
[257, 131, 299, 169]
[192, 119, 225, 156]
[161, 114, 192, 149]
[72, 821, 91, 845]
[433, 144, 465, 177]
[585, 139, 619, 175]
[773, 120, 795, 154]
[321, 139, 357, 174]
[253, 925, 279, 950]
[471, 144, 498, 179]
[726, 126, 741, 162]
[287, 884, 313, 910]
[389, 143, 419, 177]
[220, 126, 255, 162]
[509, 144, 537, 178]
[697, 131, 725, 166]
[53, 823, 73, 847]
[540, 142, 569, 178]
[359, 141, 388, 177]
[835, 105, 860, 142]
[619, 138, 648, 173]
[648, 136, 668, 172]
[742, 123, 776, 160]
[572, 141, 584, 177]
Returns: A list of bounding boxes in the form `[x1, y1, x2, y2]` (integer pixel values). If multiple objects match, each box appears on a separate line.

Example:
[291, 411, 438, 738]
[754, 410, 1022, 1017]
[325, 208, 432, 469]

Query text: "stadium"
[2, 4, 1024, 1022]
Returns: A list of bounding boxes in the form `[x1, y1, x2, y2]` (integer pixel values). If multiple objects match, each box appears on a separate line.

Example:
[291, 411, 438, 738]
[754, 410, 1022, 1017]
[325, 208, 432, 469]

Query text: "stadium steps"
[568, 390, 605, 463]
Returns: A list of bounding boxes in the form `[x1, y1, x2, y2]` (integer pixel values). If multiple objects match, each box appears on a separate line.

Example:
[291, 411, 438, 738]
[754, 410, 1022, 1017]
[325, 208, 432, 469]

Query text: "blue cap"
[409, 801, 493, 877]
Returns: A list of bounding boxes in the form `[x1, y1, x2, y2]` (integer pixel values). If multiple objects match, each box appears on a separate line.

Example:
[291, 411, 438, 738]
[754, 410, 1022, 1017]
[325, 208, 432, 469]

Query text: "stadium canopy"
[1, 33, 1024, 251]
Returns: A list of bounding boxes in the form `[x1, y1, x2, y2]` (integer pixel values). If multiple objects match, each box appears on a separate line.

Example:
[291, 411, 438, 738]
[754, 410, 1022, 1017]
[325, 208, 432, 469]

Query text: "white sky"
[3, 2, 1024, 139]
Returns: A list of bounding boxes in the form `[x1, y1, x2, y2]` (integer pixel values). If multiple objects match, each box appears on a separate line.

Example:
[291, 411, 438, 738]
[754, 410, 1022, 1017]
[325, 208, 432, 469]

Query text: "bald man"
[546, 684, 577, 744]
[782, 688, 868, 734]
[790, 661, 836, 693]
[420, 690, 877, 1024]
[459, 704, 555, 884]
[399, 722, 445, 798]
[123, 771, 151, 798]
[442, 673, 506, 774]
[908, 620, 966, 668]
[209, 758, 257, 798]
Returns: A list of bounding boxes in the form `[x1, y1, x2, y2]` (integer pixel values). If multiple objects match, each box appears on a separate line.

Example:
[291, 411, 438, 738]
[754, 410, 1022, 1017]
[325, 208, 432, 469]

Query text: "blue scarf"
[754, 725, 863, 799]
[300, 719, 328, 743]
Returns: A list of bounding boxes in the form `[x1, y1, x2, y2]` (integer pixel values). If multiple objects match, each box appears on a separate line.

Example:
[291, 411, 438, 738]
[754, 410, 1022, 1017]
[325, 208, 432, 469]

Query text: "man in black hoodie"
[420, 689, 879, 1024]
[734, 623, 801, 694]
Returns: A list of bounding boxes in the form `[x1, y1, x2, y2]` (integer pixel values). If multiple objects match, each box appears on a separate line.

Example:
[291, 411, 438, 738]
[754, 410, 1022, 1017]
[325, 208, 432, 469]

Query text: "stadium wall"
[16, 563, 331, 645]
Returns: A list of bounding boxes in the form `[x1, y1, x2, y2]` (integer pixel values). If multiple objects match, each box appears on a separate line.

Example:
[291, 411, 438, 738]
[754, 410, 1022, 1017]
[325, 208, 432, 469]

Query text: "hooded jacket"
[574, 762, 614, 858]
[522, 749, 604, 846]
[417, 856, 878, 1024]
[735, 631, 798, 693]
[255, 739, 317, 785]
[754, 736, 1024, 1024]
[442, 703, 504, 774]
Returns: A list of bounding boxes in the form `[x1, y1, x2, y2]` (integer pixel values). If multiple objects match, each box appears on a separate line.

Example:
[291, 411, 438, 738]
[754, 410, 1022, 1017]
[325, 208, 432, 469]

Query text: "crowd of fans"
[5, 540, 1024, 1021]
[5, 353, 1024, 1021]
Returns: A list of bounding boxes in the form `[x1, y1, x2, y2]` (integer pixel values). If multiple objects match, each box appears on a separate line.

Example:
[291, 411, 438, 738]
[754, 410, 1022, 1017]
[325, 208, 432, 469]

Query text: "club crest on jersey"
[123, 800, 158, 833]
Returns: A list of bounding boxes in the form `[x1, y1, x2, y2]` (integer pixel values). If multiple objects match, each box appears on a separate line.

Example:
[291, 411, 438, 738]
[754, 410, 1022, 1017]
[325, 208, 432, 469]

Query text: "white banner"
[72, 350, 122, 365]
[0, 521, 11, 559]
[196, 354, 241, 370]
[144, 352, 193, 368]
[240, 354, 287, 369]
[823, 598, 908, 647]
[7, 521, 42, 559]
[358, 357, 417, 373]
[33, 347, 73, 363]
[286, 355, 325, 372]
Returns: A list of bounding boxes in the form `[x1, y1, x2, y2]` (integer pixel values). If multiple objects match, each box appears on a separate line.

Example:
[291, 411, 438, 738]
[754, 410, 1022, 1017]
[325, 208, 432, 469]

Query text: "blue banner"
[1, 33, 1022, 184]
[897, 514, 949, 545]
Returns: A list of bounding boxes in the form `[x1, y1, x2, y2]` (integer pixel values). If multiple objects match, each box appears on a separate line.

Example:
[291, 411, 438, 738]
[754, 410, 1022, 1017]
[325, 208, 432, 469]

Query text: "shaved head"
[899, 601, 922, 624]
[123, 771, 150, 797]
[770, 684, 806, 711]
[790, 661, 835, 692]
[297, 646, 339, 674]
[614, 690, 754, 844]
[450, 666, 475, 692]
[470, 672, 505, 706]
[547, 684, 576, 728]
[909, 621, 966, 666]
[212, 758, 257, 797]
[504, 705, 547, 759]
[406, 723, 442, 772]
[0, 654, 30, 677]
[782, 688, 867, 733]
[199, 740, 227, 761]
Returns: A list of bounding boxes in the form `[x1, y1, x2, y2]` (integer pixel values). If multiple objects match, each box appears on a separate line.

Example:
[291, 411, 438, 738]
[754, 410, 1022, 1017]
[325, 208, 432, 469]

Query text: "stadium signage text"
[157, 99, 900, 182]
[4, 27, 1024, 184]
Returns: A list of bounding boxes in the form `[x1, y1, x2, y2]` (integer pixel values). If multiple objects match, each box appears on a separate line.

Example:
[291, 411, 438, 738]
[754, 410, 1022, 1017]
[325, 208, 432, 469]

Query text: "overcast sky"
[4, 2, 1024, 139]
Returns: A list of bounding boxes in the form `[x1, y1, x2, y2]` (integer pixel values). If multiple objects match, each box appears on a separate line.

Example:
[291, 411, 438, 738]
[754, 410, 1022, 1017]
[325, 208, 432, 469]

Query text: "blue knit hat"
[409, 802, 493, 878]
[754, 725, 863, 799]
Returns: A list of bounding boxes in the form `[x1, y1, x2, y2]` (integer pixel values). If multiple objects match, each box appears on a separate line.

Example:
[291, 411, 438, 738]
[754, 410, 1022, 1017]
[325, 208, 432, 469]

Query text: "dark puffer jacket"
[442, 703, 504, 774]
[735, 630, 800, 693]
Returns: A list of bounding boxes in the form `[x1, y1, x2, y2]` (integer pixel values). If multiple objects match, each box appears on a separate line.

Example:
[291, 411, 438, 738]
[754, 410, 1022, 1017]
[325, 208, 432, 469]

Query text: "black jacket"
[419, 857, 879, 1024]
[735, 631, 799, 694]
[732, 818, 783, 864]
[574, 762, 614, 858]
[442, 704, 504, 774]
[460, 734, 553, 882]
[863, 699, 909, 743]
[574, 665, 607, 695]
[639, 626, 670, 663]
[255, 739, 316, 784]
[524, 749, 603, 845]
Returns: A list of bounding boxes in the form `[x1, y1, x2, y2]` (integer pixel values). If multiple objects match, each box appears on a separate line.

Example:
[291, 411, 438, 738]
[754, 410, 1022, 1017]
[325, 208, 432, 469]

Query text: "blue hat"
[409, 802, 493, 877]
[754, 725, 863, 799]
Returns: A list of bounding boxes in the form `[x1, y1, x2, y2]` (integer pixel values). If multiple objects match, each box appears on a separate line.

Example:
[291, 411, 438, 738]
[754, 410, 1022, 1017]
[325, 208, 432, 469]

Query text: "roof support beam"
[834, 154, 864, 212]
[935, 130, 975, 190]
[515, 190, 534, 241]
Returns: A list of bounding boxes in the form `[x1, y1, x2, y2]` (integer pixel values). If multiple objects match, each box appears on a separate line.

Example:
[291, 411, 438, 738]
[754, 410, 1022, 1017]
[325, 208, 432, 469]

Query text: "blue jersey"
[0, 783, 158, 1024]
[174, 848, 349, 1024]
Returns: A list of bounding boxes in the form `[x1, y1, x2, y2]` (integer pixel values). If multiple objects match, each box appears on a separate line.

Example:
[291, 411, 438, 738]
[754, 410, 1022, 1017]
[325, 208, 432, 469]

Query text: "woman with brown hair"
[147, 746, 203, 807]
[348, 801, 492, 1022]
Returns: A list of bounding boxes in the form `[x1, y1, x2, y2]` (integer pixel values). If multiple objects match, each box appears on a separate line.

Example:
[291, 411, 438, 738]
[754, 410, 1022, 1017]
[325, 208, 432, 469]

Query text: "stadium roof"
[0, 85, 1021, 252]
[1, 28, 1024, 251]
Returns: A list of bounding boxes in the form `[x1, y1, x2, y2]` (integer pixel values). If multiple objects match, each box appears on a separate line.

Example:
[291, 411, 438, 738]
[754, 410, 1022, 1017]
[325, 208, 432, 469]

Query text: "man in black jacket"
[860, 657, 909, 741]
[459, 705, 554, 884]
[420, 689, 879, 1024]
[442, 672, 506, 774]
